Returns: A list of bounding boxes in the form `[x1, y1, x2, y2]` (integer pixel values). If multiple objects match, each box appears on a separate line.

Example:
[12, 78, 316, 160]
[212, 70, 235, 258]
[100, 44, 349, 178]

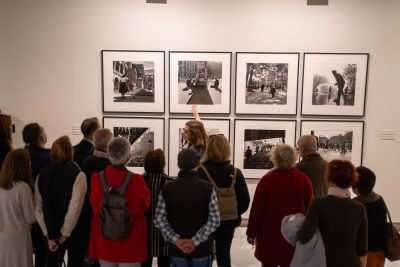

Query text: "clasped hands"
[47, 235, 67, 252]
[176, 239, 195, 254]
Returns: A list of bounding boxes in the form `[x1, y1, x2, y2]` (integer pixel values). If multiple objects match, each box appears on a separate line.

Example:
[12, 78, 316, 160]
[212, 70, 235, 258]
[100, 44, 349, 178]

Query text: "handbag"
[384, 203, 400, 261]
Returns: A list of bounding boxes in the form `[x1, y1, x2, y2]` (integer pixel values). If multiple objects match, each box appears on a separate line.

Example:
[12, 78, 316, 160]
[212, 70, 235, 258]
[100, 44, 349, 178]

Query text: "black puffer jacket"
[197, 161, 250, 232]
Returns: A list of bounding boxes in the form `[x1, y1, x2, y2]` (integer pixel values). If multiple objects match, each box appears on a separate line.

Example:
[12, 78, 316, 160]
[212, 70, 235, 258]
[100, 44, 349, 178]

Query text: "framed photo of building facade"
[102, 50, 165, 113]
[168, 118, 230, 176]
[169, 51, 232, 114]
[103, 116, 165, 174]
[234, 119, 296, 179]
[235, 52, 299, 115]
[300, 120, 364, 166]
[301, 53, 369, 116]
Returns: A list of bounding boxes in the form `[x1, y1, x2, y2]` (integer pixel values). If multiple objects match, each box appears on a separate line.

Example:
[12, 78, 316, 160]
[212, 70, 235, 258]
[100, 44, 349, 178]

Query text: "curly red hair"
[326, 160, 358, 189]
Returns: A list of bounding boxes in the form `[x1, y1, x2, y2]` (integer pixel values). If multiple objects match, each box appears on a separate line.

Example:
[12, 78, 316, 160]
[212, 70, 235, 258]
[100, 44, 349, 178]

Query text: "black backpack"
[99, 170, 133, 240]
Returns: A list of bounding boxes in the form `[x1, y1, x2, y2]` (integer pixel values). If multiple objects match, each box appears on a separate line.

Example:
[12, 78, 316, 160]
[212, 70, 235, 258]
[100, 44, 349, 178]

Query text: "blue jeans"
[170, 256, 212, 267]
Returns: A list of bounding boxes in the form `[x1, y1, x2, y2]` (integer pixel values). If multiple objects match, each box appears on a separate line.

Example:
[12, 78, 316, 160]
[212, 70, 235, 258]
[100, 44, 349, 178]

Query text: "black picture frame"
[301, 53, 369, 116]
[235, 52, 300, 115]
[233, 119, 297, 179]
[300, 120, 365, 165]
[168, 117, 231, 176]
[169, 51, 232, 114]
[101, 50, 165, 113]
[102, 116, 165, 173]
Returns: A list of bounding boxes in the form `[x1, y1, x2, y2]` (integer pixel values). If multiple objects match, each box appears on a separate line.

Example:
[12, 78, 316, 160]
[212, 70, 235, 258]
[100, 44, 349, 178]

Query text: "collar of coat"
[327, 186, 351, 198]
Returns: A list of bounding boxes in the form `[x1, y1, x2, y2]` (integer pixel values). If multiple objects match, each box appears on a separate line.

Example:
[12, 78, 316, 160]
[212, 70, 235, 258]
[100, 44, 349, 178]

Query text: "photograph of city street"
[309, 129, 353, 162]
[177, 60, 222, 105]
[245, 63, 288, 105]
[113, 127, 154, 167]
[112, 61, 155, 103]
[243, 129, 286, 169]
[312, 63, 357, 106]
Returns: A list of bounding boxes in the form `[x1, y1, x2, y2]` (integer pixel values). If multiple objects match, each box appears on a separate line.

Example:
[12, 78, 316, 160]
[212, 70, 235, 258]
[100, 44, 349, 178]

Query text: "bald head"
[297, 135, 317, 157]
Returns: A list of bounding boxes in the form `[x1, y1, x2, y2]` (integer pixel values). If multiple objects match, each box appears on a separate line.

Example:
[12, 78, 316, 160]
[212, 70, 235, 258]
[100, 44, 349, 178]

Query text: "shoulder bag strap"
[199, 165, 218, 188]
[383, 199, 395, 239]
[99, 171, 110, 193]
[229, 167, 238, 191]
[117, 171, 133, 195]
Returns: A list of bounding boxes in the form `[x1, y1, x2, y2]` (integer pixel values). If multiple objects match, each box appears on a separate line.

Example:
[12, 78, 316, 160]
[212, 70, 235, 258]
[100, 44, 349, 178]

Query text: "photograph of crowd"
[177, 60, 222, 105]
[312, 63, 357, 106]
[112, 61, 155, 102]
[243, 129, 286, 169]
[113, 127, 154, 167]
[310, 129, 353, 161]
[245, 63, 288, 105]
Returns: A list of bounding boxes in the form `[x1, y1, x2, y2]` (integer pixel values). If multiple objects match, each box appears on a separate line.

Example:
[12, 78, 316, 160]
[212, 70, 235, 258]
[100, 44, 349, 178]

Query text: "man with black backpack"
[154, 149, 220, 267]
[88, 137, 150, 267]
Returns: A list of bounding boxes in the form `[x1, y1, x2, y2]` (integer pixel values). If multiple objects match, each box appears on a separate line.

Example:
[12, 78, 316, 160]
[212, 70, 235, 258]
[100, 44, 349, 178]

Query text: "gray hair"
[107, 137, 131, 165]
[271, 143, 297, 168]
[93, 128, 113, 151]
[299, 135, 318, 153]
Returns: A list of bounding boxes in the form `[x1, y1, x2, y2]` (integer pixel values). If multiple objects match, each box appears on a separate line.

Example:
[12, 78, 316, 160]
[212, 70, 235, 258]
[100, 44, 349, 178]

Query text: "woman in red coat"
[246, 144, 313, 267]
[89, 137, 150, 267]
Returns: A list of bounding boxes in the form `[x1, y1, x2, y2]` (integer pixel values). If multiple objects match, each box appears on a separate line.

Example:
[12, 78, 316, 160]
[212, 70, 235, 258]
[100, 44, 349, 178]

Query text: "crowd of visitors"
[0, 112, 393, 267]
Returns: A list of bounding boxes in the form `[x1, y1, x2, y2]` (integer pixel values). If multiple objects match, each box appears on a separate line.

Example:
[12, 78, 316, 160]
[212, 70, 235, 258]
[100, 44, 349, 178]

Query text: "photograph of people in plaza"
[310, 129, 353, 161]
[112, 61, 155, 102]
[113, 127, 154, 167]
[243, 129, 286, 169]
[312, 63, 357, 106]
[178, 61, 222, 105]
[245, 63, 288, 105]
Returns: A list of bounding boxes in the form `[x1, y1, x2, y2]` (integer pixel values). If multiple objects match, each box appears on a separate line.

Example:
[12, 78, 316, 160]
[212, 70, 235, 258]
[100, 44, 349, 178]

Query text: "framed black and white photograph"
[103, 116, 165, 173]
[234, 119, 296, 179]
[300, 120, 364, 166]
[168, 118, 230, 176]
[169, 51, 232, 114]
[235, 52, 299, 115]
[102, 50, 165, 113]
[241, 180, 258, 223]
[301, 53, 369, 116]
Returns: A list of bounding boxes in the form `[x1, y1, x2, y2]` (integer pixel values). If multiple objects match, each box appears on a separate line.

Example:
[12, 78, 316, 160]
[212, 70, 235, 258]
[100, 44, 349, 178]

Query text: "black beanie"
[177, 149, 200, 171]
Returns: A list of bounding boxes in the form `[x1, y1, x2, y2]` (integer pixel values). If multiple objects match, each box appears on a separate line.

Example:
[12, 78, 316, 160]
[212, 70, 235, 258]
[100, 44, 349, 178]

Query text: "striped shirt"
[143, 172, 171, 257]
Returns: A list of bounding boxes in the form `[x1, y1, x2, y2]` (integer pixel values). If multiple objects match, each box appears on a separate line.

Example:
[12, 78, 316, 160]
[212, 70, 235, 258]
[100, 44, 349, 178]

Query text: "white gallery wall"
[1, 0, 399, 219]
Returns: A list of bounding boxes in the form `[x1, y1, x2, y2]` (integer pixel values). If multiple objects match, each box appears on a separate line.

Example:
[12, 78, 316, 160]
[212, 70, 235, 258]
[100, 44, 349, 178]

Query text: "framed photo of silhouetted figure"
[233, 119, 296, 179]
[103, 116, 165, 174]
[301, 53, 369, 116]
[102, 50, 165, 113]
[169, 51, 232, 114]
[300, 120, 364, 166]
[235, 52, 299, 115]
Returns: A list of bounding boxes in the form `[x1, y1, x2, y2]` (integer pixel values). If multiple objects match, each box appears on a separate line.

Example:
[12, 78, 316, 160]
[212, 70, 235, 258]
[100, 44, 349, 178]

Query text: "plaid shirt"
[154, 189, 220, 247]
